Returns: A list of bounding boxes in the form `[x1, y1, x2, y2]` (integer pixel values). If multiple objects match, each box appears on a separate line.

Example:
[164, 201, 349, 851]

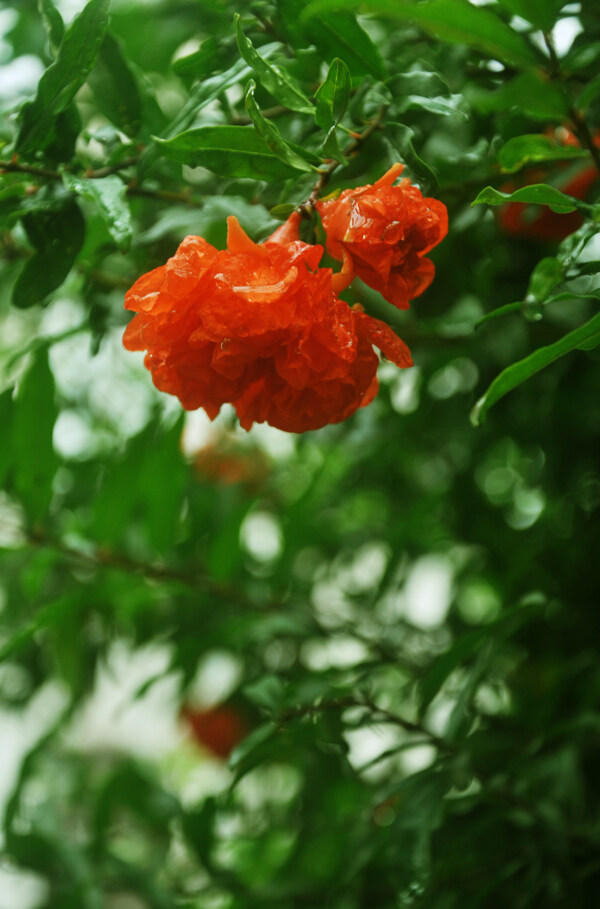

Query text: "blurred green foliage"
[1, 1, 600, 907]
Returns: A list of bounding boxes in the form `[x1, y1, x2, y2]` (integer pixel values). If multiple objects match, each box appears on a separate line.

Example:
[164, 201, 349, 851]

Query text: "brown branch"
[0, 155, 140, 181]
[27, 527, 253, 609]
[542, 33, 600, 172]
[299, 104, 388, 216]
[279, 695, 453, 752]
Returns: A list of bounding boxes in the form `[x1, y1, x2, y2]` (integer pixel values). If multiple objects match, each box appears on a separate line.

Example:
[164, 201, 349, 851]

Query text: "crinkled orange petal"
[354, 310, 413, 368]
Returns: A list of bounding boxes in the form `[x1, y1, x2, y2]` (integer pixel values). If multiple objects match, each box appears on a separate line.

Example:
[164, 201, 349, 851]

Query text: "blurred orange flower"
[124, 213, 412, 433]
[316, 163, 448, 310]
[498, 128, 599, 241]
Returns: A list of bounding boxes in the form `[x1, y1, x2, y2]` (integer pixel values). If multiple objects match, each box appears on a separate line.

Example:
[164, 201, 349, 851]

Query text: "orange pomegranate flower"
[315, 163, 448, 310]
[123, 212, 412, 433]
[498, 126, 600, 241]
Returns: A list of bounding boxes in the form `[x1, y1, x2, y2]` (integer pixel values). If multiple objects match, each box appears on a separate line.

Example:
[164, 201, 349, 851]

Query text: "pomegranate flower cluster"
[124, 165, 447, 433]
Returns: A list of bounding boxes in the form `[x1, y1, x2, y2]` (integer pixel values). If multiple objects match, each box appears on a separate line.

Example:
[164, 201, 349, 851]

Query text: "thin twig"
[542, 33, 600, 172]
[26, 527, 252, 609]
[0, 155, 140, 181]
[279, 695, 453, 752]
[299, 104, 388, 216]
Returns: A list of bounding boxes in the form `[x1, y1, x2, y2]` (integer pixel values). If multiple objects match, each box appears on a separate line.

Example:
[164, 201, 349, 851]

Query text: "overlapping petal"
[123, 212, 413, 432]
[316, 163, 448, 310]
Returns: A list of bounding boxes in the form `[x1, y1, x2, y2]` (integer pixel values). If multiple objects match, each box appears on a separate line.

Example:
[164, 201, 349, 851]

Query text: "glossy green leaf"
[12, 349, 58, 523]
[303, 0, 538, 68]
[172, 37, 223, 79]
[87, 32, 143, 137]
[142, 46, 279, 173]
[528, 257, 564, 301]
[16, 0, 110, 157]
[244, 81, 318, 173]
[270, 202, 297, 220]
[498, 134, 591, 173]
[315, 58, 352, 130]
[282, 0, 386, 80]
[322, 125, 348, 163]
[469, 71, 568, 120]
[396, 93, 466, 118]
[12, 199, 85, 308]
[62, 173, 132, 251]
[154, 125, 304, 181]
[235, 15, 315, 114]
[495, 0, 563, 31]
[38, 0, 64, 55]
[472, 184, 584, 214]
[385, 121, 438, 189]
[472, 311, 600, 425]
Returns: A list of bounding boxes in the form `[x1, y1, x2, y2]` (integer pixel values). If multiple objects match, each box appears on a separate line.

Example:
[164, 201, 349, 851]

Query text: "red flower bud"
[316, 163, 448, 310]
[182, 705, 247, 760]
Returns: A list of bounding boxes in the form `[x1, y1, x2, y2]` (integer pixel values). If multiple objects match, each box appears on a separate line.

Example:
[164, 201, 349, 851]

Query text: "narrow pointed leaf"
[235, 15, 315, 114]
[244, 81, 317, 173]
[498, 134, 591, 174]
[155, 126, 302, 181]
[12, 349, 58, 523]
[87, 32, 143, 137]
[315, 58, 352, 130]
[471, 311, 600, 425]
[303, 0, 538, 69]
[38, 0, 64, 55]
[472, 184, 585, 214]
[62, 173, 132, 251]
[16, 0, 110, 157]
[12, 199, 85, 308]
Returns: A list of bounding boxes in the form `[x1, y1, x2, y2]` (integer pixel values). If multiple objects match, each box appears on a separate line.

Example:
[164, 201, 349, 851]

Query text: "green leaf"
[527, 257, 564, 302]
[154, 125, 305, 181]
[172, 37, 224, 79]
[322, 125, 348, 163]
[244, 675, 286, 711]
[385, 121, 438, 189]
[282, 0, 386, 80]
[62, 173, 132, 251]
[244, 81, 318, 173]
[87, 32, 143, 137]
[495, 0, 563, 31]
[498, 134, 591, 173]
[15, 0, 110, 158]
[419, 600, 544, 711]
[396, 93, 466, 118]
[315, 58, 352, 130]
[303, 0, 538, 69]
[270, 202, 297, 220]
[12, 349, 58, 523]
[471, 311, 600, 425]
[469, 71, 568, 120]
[229, 722, 278, 773]
[235, 15, 315, 114]
[577, 73, 600, 112]
[0, 389, 14, 489]
[38, 0, 65, 56]
[142, 44, 280, 174]
[472, 184, 584, 214]
[12, 198, 85, 308]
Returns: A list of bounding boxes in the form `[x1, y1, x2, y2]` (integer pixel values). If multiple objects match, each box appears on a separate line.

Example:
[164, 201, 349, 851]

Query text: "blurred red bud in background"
[181, 704, 247, 760]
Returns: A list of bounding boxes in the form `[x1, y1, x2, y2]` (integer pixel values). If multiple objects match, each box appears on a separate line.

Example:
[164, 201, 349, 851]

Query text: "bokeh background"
[1, 0, 600, 906]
